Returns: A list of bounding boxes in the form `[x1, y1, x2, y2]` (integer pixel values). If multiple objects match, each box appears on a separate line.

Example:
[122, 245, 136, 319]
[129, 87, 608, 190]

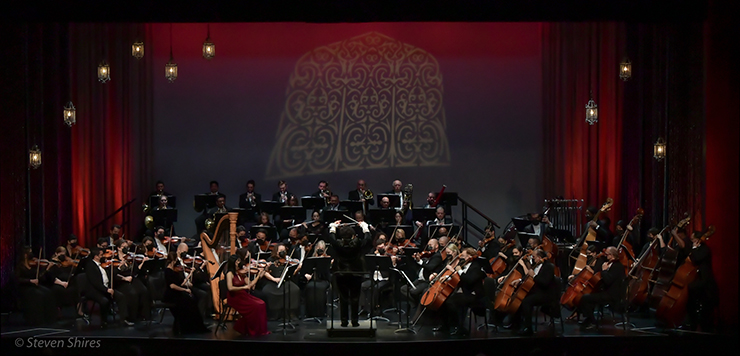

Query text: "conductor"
[325, 220, 373, 327]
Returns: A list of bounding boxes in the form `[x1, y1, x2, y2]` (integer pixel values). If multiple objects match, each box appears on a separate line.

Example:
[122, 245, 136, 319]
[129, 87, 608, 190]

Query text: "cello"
[616, 208, 644, 274]
[560, 251, 604, 309]
[571, 198, 613, 276]
[493, 253, 533, 313]
[419, 255, 463, 311]
[656, 226, 715, 328]
[648, 214, 691, 308]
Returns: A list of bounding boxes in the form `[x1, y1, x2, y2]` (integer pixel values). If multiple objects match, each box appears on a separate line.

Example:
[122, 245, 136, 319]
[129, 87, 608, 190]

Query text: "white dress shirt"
[94, 260, 110, 288]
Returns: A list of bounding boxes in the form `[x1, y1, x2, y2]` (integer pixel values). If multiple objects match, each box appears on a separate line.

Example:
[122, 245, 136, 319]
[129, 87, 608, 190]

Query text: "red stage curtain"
[69, 24, 153, 246]
[542, 22, 626, 219]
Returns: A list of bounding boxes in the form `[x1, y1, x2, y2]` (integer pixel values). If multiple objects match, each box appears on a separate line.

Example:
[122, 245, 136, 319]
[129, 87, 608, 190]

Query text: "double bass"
[656, 226, 715, 327]
[571, 198, 613, 276]
[616, 208, 644, 274]
[626, 224, 670, 308]
[648, 214, 691, 308]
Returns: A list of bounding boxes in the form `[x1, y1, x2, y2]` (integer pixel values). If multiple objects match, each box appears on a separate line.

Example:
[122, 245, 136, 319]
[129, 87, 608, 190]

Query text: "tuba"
[143, 203, 154, 230]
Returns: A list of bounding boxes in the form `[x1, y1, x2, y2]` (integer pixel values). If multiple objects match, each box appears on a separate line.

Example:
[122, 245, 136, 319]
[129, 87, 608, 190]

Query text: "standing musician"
[15, 247, 57, 324]
[672, 227, 693, 268]
[523, 213, 552, 240]
[324, 220, 373, 327]
[225, 254, 270, 336]
[682, 231, 718, 331]
[511, 249, 560, 335]
[149, 180, 171, 197]
[272, 180, 295, 204]
[431, 247, 485, 337]
[238, 180, 262, 221]
[163, 252, 209, 334]
[638, 227, 666, 259]
[612, 220, 636, 248]
[85, 247, 133, 327]
[578, 246, 625, 330]
[112, 239, 151, 322]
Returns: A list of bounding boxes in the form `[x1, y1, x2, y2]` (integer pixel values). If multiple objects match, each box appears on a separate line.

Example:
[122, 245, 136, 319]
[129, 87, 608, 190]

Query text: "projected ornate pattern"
[266, 32, 451, 179]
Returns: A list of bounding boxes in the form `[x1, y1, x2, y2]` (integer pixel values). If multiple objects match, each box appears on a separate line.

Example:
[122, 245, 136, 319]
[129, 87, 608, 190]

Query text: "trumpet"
[321, 189, 332, 205]
[247, 192, 257, 207]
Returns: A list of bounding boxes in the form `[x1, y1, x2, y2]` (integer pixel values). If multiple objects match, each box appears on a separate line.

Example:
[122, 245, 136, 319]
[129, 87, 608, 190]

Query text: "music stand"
[511, 217, 530, 232]
[250, 226, 278, 242]
[149, 195, 177, 209]
[193, 194, 220, 212]
[439, 192, 458, 206]
[340, 200, 363, 215]
[412, 208, 436, 223]
[301, 196, 325, 212]
[368, 209, 396, 226]
[547, 228, 574, 243]
[363, 255, 393, 322]
[390, 265, 417, 334]
[276, 262, 300, 334]
[261, 201, 283, 215]
[376, 194, 401, 209]
[280, 206, 307, 223]
[323, 211, 352, 225]
[518, 232, 540, 249]
[301, 256, 332, 323]
[150, 209, 178, 230]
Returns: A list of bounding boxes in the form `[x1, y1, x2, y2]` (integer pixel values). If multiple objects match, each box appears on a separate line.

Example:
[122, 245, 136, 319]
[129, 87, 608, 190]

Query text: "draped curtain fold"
[542, 22, 626, 219]
[69, 24, 153, 246]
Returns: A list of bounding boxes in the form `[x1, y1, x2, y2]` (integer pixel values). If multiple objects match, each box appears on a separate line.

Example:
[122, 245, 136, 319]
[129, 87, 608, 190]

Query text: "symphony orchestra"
[13, 178, 718, 337]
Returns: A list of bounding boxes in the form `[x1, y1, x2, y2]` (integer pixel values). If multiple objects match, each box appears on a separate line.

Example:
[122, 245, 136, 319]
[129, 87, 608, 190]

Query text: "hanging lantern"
[202, 38, 215, 59]
[585, 92, 598, 125]
[654, 137, 667, 161]
[29, 145, 42, 169]
[132, 41, 144, 59]
[619, 58, 632, 81]
[98, 60, 110, 83]
[63, 101, 76, 127]
[165, 57, 178, 83]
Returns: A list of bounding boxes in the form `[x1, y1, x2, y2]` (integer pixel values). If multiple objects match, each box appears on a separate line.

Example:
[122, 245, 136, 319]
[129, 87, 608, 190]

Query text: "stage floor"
[1, 307, 735, 356]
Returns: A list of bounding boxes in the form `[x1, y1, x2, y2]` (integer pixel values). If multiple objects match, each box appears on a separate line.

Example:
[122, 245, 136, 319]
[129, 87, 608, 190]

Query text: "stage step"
[326, 319, 376, 338]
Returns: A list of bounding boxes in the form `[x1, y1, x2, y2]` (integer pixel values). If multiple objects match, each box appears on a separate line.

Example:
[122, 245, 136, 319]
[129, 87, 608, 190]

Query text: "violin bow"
[35, 248, 43, 280]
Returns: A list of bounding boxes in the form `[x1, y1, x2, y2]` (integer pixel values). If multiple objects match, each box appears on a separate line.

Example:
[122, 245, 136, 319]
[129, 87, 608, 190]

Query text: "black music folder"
[376, 194, 401, 208]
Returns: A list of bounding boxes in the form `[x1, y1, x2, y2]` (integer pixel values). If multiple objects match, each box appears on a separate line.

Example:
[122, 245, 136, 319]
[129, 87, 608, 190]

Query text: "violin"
[124, 253, 149, 263]
[163, 236, 190, 244]
[276, 257, 300, 267]
[70, 245, 90, 257]
[29, 258, 59, 268]
[182, 255, 206, 266]
[145, 249, 166, 259]
[100, 259, 124, 268]
[59, 258, 79, 268]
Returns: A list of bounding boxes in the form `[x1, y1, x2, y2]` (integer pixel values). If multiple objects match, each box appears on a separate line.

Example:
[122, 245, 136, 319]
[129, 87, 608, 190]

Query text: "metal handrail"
[457, 197, 499, 244]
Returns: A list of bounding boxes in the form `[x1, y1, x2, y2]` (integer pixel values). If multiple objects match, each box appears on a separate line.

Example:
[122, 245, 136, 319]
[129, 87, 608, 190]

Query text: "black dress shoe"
[352, 321, 360, 327]
[357, 309, 369, 317]
[517, 327, 533, 336]
[450, 327, 469, 337]
[579, 321, 596, 330]
[432, 325, 448, 332]
[341, 321, 349, 327]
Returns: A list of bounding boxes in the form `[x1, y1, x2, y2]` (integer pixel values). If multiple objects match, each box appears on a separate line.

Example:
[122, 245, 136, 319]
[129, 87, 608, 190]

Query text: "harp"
[200, 212, 239, 318]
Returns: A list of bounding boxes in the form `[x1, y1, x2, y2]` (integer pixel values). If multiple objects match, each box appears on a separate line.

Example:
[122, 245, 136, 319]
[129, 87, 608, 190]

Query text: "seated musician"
[45, 246, 78, 309]
[163, 252, 209, 334]
[15, 247, 57, 324]
[153, 226, 170, 253]
[578, 246, 625, 330]
[524, 213, 552, 239]
[225, 254, 270, 336]
[262, 244, 301, 320]
[379, 196, 391, 210]
[478, 226, 506, 260]
[238, 179, 262, 220]
[237, 225, 249, 248]
[272, 180, 295, 204]
[176, 242, 212, 320]
[348, 179, 374, 207]
[311, 180, 331, 200]
[511, 248, 560, 336]
[431, 247, 485, 337]
[683, 231, 718, 332]
[85, 247, 133, 327]
[486, 245, 523, 328]
[65, 234, 80, 257]
[401, 238, 443, 307]
[303, 211, 326, 237]
[76, 237, 110, 275]
[100, 225, 122, 248]
[112, 239, 151, 322]
[149, 180, 171, 197]
[302, 240, 333, 318]
[358, 242, 397, 317]
[235, 248, 269, 305]
[255, 212, 274, 228]
[248, 229, 273, 257]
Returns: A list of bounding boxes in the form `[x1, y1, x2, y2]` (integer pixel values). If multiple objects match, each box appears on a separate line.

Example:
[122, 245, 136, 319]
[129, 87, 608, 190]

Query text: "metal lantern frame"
[654, 137, 667, 161]
[97, 60, 110, 83]
[132, 41, 144, 59]
[63, 101, 76, 127]
[585, 93, 598, 125]
[620, 58, 632, 81]
[29, 145, 42, 169]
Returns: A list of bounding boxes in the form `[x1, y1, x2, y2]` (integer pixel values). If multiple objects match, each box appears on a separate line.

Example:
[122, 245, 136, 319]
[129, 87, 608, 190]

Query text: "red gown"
[229, 274, 269, 336]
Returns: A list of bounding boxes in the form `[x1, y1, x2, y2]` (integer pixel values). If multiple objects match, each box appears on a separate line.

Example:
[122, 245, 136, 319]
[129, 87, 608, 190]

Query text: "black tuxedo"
[324, 230, 373, 324]
[687, 243, 718, 330]
[441, 258, 486, 330]
[348, 190, 375, 205]
[523, 223, 551, 240]
[84, 260, 129, 323]
[517, 261, 561, 329]
[272, 191, 295, 203]
[400, 251, 444, 305]
[579, 260, 625, 322]
[238, 191, 262, 209]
